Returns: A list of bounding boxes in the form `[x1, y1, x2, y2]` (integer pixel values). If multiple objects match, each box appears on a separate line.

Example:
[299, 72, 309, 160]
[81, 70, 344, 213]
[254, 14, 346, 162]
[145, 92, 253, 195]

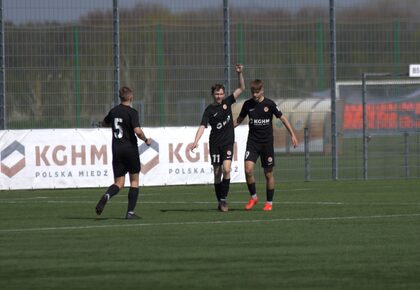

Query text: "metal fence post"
[362, 73, 368, 180]
[73, 26, 81, 127]
[404, 131, 409, 178]
[329, 0, 338, 180]
[0, 0, 5, 129]
[304, 128, 310, 181]
[223, 0, 231, 93]
[113, 0, 120, 106]
[156, 23, 164, 126]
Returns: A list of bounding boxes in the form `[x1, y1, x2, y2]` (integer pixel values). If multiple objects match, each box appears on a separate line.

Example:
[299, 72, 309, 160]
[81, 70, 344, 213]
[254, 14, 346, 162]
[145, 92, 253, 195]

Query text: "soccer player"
[191, 64, 245, 212]
[95, 86, 152, 219]
[235, 79, 298, 211]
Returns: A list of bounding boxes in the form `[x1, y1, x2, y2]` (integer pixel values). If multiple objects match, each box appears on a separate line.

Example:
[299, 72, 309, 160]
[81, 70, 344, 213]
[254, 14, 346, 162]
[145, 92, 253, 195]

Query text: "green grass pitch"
[1, 179, 420, 290]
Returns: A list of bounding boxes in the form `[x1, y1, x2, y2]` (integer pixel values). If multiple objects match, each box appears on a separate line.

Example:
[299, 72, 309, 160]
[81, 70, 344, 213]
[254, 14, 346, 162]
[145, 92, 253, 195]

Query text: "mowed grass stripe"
[1, 213, 420, 233]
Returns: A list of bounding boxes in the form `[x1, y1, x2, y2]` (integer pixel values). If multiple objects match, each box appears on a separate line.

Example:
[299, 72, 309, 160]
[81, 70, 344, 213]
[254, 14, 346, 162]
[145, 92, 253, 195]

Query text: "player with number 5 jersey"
[95, 86, 152, 219]
[191, 64, 245, 212]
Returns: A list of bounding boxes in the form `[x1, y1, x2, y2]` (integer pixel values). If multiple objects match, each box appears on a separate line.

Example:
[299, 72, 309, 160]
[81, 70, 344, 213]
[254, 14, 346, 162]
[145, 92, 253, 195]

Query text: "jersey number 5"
[114, 118, 123, 139]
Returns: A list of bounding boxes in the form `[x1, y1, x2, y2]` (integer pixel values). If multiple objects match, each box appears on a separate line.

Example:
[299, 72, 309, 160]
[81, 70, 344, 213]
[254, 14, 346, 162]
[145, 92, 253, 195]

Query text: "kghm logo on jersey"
[251, 119, 270, 125]
[264, 106, 269, 112]
[216, 115, 231, 130]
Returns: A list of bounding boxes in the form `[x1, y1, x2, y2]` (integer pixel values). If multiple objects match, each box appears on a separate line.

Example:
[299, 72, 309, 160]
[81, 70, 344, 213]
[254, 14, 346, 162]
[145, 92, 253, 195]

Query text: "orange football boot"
[245, 197, 258, 210]
[262, 202, 273, 211]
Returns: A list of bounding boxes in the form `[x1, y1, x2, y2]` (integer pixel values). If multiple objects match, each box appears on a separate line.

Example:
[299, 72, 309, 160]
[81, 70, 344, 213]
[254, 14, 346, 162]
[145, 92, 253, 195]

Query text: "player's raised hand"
[146, 138, 152, 146]
[235, 64, 243, 73]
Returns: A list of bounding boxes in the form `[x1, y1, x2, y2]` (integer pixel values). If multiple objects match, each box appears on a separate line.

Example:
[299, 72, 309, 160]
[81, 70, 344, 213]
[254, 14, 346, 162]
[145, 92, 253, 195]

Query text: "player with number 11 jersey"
[191, 64, 245, 212]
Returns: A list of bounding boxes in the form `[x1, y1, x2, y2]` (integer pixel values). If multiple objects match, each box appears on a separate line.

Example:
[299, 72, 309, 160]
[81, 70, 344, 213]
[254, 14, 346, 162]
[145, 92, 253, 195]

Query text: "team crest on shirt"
[227, 150, 232, 156]
[264, 106, 269, 112]
[223, 104, 227, 110]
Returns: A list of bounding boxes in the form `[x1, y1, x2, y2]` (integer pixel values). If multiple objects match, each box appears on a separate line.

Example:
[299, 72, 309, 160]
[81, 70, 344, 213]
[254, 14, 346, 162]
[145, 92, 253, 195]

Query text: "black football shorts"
[112, 146, 141, 178]
[244, 140, 275, 168]
[209, 143, 234, 165]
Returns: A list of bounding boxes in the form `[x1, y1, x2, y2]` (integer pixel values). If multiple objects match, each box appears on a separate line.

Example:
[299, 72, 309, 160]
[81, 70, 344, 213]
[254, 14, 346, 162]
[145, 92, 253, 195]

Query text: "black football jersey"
[200, 94, 236, 146]
[238, 97, 282, 143]
[104, 104, 140, 148]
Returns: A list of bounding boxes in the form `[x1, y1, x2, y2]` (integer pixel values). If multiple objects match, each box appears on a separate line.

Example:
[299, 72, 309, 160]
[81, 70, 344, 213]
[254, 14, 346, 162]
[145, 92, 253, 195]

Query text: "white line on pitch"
[1, 213, 419, 233]
[1, 200, 419, 206]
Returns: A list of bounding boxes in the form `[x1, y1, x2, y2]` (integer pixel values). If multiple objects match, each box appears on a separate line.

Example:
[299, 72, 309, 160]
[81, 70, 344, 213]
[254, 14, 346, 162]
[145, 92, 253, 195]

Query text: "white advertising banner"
[0, 127, 248, 190]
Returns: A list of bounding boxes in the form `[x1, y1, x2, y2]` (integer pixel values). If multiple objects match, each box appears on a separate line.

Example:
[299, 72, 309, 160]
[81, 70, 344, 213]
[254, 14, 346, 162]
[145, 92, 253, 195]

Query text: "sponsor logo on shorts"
[268, 156, 273, 163]
[227, 150, 232, 156]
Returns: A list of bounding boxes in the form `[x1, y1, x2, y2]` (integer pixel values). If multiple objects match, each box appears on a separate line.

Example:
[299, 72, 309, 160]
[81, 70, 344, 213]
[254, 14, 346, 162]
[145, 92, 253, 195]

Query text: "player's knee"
[213, 169, 222, 179]
[223, 167, 231, 176]
[264, 170, 273, 180]
[245, 167, 253, 178]
[130, 182, 139, 188]
[114, 179, 125, 188]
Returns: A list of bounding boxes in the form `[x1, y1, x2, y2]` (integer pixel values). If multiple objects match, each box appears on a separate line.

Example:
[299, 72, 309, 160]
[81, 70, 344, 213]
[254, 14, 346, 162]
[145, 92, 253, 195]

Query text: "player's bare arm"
[280, 115, 299, 148]
[191, 125, 205, 152]
[234, 116, 244, 128]
[232, 64, 245, 99]
[134, 127, 152, 145]
[98, 120, 111, 127]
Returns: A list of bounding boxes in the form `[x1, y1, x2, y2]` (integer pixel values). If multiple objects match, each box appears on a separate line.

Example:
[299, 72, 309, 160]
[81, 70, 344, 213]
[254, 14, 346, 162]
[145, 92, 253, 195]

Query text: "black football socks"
[105, 184, 120, 200]
[220, 178, 230, 201]
[247, 182, 257, 198]
[266, 188, 274, 202]
[127, 187, 139, 213]
[214, 183, 222, 202]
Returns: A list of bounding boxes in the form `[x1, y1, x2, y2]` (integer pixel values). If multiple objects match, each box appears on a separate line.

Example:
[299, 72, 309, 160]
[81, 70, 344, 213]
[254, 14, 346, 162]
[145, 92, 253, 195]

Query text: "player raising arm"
[191, 64, 245, 212]
[236, 79, 298, 211]
[95, 86, 152, 219]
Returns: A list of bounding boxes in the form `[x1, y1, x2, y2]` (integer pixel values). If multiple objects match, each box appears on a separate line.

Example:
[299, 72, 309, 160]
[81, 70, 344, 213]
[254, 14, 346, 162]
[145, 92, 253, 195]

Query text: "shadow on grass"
[63, 216, 135, 221]
[160, 208, 241, 213]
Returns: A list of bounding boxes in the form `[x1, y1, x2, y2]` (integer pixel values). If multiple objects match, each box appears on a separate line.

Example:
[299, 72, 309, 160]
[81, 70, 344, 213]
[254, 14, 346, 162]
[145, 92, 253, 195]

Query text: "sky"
[3, 0, 367, 24]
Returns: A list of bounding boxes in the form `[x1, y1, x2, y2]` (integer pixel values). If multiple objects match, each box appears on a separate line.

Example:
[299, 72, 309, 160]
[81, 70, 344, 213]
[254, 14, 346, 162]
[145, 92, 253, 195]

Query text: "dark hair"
[250, 79, 263, 92]
[211, 84, 225, 95]
[119, 86, 133, 101]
